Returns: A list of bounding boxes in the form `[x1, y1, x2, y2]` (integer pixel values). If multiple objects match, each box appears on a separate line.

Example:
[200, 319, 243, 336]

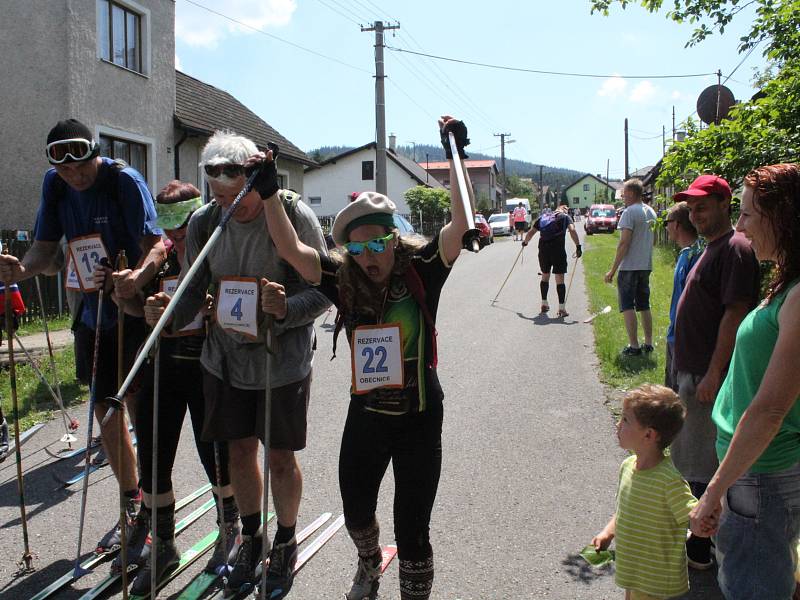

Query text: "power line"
[348, 0, 385, 22]
[722, 41, 760, 85]
[385, 45, 716, 79]
[181, 0, 372, 74]
[310, 0, 363, 25]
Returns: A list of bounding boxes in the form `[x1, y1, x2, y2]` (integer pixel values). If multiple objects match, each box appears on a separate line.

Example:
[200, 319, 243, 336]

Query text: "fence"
[316, 214, 444, 239]
[1, 231, 67, 324]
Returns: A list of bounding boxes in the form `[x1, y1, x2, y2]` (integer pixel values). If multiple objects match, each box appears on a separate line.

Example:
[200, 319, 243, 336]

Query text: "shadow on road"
[561, 552, 613, 584]
[613, 353, 657, 373]
[517, 312, 580, 326]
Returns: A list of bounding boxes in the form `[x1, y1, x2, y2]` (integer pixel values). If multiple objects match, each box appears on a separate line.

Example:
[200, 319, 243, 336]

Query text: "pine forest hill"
[307, 144, 591, 191]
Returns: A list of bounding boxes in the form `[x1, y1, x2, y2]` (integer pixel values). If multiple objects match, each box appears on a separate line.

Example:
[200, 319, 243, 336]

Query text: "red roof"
[421, 160, 496, 170]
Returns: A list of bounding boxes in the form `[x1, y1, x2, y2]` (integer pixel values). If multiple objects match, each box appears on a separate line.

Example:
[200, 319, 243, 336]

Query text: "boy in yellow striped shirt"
[591, 384, 713, 600]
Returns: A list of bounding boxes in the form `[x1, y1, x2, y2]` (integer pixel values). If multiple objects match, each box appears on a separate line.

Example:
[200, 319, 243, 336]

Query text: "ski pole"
[564, 256, 579, 306]
[72, 285, 105, 578]
[212, 441, 228, 577]
[12, 333, 72, 422]
[115, 250, 130, 600]
[260, 316, 274, 600]
[447, 132, 481, 253]
[3, 247, 35, 572]
[491, 245, 526, 305]
[150, 340, 160, 600]
[101, 164, 264, 425]
[35, 275, 79, 443]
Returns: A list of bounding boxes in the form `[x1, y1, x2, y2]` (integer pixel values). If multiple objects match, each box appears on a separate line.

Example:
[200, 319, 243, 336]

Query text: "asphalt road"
[0, 233, 722, 599]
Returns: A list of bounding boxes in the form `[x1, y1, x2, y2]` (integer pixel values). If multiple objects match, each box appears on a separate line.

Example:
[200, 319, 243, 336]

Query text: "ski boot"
[98, 492, 142, 554]
[205, 519, 241, 575]
[261, 536, 298, 600]
[0, 418, 9, 457]
[556, 305, 569, 318]
[110, 506, 150, 572]
[223, 528, 262, 598]
[345, 552, 382, 600]
[130, 536, 180, 595]
[540, 301, 549, 314]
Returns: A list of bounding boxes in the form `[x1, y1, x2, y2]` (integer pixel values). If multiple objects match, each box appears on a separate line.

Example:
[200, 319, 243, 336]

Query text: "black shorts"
[514, 221, 526, 231]
[201, 368, 311, 451]
[73, 315, 147, 402]
[617, 270, 651, 311]
[538, 244, 568, 274]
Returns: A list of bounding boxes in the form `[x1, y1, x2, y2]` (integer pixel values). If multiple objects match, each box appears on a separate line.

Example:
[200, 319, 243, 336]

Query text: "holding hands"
[689, 490, 722, 538]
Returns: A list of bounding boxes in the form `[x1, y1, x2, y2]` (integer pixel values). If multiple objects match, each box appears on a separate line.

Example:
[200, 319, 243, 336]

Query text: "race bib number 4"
[68, 234, 108, 292]
[351, 324, 404, 394]
[161, 277, 204, 335]
[216, 277, 259, 339]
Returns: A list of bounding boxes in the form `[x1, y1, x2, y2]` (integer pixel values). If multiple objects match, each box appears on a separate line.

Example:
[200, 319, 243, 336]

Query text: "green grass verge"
[1, 345, 89, 433]
[582, 232, 675, 401]
[15, 313, 72, 337]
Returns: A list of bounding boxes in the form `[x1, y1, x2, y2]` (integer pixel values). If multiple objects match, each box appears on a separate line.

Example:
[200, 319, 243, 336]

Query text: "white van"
[506, 198, 532, 230]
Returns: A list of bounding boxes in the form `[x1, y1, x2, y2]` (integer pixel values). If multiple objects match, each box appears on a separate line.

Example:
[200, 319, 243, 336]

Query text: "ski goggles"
[345, 232, 395, 256]
[46, 138, 98, 164]
[203, 163, 244, 179]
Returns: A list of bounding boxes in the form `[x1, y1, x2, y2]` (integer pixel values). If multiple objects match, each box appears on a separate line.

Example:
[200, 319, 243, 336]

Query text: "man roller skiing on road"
[522, 204, 582, 317]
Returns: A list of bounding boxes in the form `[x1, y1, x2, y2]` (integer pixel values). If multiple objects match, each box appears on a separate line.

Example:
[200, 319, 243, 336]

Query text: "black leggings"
[135, 354, 229, 496]
[339, 400, 443, 562]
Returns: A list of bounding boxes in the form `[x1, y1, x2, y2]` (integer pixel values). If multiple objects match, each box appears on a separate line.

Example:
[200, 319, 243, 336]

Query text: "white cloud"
[175, 53, 183, 71]
[176, 0, 297, 48]
[597, 76, 627, 99]
[630, 80, 656, 103]
[671, 90, 682, 100]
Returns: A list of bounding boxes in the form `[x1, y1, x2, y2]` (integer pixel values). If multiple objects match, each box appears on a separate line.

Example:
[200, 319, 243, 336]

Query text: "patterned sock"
[399, 554, 434, 600]
[346, 518, 381, 560]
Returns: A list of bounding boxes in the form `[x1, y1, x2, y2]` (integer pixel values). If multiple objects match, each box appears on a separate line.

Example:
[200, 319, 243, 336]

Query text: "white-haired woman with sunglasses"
[253, 116, 471, 600]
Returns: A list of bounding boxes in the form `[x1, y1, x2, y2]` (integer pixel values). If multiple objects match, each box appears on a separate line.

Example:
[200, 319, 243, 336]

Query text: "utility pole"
[624, 118, 629, 180]
[538, 165, 544, 211]
[494, 132, 511, 209]
[672, 106, 676, 141]
[362, 20, 399, 195]
[606, 158, 610, 202]
[662, 125, 666, 156]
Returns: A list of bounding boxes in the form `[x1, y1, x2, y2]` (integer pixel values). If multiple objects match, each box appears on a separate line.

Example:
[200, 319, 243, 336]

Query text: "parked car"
[584, 204, 618, 235]
[393, 214, 415, 235]
[474, 214, 493, 247]
[488, 213, 512, 236]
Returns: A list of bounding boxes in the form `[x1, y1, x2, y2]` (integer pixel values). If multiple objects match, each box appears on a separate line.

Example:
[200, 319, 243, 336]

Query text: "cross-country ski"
[0, 422, 45, 464]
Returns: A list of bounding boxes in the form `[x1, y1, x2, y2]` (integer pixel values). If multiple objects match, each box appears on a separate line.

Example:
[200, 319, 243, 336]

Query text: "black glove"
[440, 120, 469, 159]
[576, 244, 583, 258]
[521, 240, 528, 247]
[245, 143, 281, 200]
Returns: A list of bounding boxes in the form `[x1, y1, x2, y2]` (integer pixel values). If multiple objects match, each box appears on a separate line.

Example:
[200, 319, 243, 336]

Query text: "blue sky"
[175, 0, 766, 178]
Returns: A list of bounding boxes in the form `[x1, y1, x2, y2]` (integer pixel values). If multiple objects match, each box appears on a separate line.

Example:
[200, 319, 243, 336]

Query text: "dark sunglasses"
[203, 163, 244, 179]
[345, 233, 395, 256]
[46, 138, 97, 164]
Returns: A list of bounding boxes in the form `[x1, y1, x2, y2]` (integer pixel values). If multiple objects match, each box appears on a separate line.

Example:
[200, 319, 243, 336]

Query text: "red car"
[474, 214, 494, 247]
[584, 204, 618, 235]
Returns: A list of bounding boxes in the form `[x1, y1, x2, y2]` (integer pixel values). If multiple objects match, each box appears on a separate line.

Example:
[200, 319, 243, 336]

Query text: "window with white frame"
[99, 134, 147, 179]
[98, 0, 146, 74]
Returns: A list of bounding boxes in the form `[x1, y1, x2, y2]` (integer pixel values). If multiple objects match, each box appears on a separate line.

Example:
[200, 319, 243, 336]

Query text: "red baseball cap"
[673, 175, 732, 202]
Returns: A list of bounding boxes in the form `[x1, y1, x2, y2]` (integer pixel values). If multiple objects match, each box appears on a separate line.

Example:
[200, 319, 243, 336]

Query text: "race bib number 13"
[216, 277, 259, 339]
[351, 323, 404, 394]
[68, 234, 108, 292]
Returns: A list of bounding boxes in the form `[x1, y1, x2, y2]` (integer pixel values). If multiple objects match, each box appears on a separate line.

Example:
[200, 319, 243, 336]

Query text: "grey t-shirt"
[171, 197, 331, 390]
[618, 202, 657, 271]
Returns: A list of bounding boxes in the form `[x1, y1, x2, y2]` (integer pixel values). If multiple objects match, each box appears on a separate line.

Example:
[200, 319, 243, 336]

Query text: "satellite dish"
[696, 84, 735, 125]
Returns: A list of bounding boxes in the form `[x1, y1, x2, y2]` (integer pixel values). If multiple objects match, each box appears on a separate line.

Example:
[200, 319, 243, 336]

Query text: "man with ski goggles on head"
[0, 118, 166, 558]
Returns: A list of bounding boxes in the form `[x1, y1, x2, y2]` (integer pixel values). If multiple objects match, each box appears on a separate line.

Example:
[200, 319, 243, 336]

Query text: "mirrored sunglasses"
[203, 163, 244, 179]
[46, 138, 96, 164]
[345, 233, 395, 256]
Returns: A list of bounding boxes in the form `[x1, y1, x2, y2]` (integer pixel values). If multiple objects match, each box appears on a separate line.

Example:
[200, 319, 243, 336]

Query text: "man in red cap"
[669, 174, 760, 570]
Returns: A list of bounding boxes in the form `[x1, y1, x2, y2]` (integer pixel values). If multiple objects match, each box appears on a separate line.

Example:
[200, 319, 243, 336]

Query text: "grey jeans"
[669, 370, 720, 484]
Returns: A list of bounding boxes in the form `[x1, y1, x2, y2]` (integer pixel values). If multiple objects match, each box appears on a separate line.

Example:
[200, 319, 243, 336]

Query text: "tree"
[504, 174, 534, 199]
[592, 1, 800, 189]
[404, 186, 451, 221]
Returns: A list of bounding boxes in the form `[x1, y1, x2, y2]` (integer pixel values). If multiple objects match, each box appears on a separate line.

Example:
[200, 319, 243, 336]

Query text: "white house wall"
[304, 149, 416, 217]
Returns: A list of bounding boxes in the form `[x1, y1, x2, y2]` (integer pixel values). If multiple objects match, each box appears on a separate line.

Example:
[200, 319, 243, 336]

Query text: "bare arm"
[695, 301, 752, 403]
[592, 514, 616, 550]
[6, 240, 61, 282]
[262, 193, 322, 285]
[604, 229, 632, 283]
[568, 223, 580, 247]
[691, 287, 800, 526]
[133, 234, 166, 291]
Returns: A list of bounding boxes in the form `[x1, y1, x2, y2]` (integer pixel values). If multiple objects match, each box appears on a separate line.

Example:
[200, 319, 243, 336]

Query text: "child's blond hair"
[623, 384, 686, 450]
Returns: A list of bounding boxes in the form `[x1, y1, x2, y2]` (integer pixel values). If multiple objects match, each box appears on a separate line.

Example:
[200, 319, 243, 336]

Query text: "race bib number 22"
[351, 323, 404, 394]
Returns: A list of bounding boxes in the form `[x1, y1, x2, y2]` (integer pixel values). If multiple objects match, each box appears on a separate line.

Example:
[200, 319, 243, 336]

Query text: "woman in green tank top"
[689, 163, 800, 600]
